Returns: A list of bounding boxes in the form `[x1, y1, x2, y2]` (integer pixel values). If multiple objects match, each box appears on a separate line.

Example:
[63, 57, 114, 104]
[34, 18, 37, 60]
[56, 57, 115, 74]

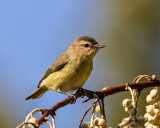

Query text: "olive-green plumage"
[25, 36, 105, 100]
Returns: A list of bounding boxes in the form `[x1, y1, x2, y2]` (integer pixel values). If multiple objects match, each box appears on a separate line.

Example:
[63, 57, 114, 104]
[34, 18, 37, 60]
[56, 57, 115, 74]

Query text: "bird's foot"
[57, 90, 77, 103]
[66, 94, 76, 104]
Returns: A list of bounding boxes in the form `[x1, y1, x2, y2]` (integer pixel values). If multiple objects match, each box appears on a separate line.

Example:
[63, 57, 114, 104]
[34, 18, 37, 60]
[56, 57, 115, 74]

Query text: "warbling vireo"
[25, 36, 105, 100]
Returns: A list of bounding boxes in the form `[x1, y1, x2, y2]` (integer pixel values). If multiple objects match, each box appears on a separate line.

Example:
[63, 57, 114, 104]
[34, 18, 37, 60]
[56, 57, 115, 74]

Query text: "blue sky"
[1, 1, 160, 128]
[0, 1, 109, 127]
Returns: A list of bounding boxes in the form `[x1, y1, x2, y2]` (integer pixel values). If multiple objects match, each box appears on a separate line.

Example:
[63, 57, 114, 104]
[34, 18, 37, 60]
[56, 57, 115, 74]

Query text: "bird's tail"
[25, 88, 47, 100]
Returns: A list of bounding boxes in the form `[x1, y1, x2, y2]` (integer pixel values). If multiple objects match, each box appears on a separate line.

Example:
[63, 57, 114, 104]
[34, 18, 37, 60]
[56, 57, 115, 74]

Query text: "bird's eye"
[84, 43, 89, 47]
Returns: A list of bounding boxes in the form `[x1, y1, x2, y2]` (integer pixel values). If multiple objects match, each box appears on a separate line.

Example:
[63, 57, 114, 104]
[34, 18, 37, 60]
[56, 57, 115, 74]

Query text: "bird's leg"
[57, 89, 76, 103]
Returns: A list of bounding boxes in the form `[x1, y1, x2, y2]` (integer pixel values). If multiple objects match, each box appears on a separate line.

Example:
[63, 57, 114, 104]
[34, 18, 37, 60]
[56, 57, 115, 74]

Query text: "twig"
[25, 108, 46, 124]
[101, 97, 106, 128]
[17, 122, 38, 128]
[79, 100, 98, 127]
[46, 120, 53, 128]
[90, 103, 96, 127]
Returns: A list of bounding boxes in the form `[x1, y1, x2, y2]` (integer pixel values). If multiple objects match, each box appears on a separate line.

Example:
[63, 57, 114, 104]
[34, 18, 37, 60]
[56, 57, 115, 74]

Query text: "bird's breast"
[40, 59, 93, 92]
[59, 59, 93, 92]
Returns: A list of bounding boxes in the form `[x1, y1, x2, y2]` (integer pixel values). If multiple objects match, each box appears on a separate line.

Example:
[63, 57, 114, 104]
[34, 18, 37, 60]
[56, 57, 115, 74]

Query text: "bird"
[25, 36, 105, 100]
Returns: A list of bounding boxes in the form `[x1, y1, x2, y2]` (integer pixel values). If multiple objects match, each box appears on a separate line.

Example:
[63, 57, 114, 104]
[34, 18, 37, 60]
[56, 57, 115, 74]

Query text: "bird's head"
[68, 36, 105, 59]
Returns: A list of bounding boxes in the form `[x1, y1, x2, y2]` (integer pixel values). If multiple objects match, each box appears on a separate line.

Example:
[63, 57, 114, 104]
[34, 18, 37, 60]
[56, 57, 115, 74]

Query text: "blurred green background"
[0, 0, 160, 128]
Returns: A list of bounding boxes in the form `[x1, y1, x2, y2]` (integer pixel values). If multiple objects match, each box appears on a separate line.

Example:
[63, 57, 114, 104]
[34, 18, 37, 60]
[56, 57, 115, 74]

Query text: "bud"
[28, 117, 37, 128]
[146, 105, 154, 115]
[150, 89, 158, 99]
[95, 105, 101, 114]
[80, 122, 89, 128]
[146, 95, 155, 104]
[98, 118, 106, 127]
[146, 123, 153, 128]
[94, 118, 101, 126]
[154, 108, 160, 114]
[152, 124, 159, 128]
[121, 117, 130, 126]
[122, 99, 132, 107]
[147, 115, 154, 123]
[125, 105, 133, 113]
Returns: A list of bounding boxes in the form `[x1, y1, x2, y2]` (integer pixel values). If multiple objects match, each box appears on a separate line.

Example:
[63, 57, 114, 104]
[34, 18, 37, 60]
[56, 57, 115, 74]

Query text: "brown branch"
[36, 80, 160, 127]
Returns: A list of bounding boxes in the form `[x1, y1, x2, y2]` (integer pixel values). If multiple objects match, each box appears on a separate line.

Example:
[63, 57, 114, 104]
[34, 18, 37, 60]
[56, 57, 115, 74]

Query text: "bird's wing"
[37, 51, 69, 88]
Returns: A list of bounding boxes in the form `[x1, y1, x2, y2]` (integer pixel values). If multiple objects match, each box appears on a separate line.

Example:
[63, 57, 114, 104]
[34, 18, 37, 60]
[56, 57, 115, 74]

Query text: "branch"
[79, 100, 98, 127]
[35, 80, 160, 127]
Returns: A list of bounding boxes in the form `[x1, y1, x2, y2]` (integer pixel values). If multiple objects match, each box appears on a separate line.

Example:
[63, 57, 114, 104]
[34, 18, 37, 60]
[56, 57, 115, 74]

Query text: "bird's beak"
[95, 44, 106, 48]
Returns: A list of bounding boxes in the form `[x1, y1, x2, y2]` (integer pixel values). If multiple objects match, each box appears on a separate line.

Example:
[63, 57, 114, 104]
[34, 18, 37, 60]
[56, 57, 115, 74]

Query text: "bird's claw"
[67, 94, 76, 104]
